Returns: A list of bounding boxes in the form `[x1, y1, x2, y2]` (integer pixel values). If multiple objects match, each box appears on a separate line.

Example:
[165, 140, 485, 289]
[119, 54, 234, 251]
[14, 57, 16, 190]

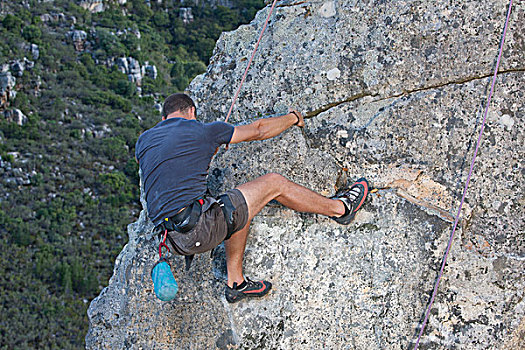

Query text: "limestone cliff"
[86, 1, 525, 349]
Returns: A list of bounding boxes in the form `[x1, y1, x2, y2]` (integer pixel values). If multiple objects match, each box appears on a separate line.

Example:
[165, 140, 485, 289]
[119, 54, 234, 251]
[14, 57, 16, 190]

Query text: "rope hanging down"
[413, 1, 514, 349]
[224, 0, 280, 123]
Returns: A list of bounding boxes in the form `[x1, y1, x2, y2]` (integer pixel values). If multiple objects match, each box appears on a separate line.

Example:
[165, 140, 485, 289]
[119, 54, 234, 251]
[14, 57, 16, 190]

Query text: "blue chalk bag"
[152, 258, 178, 301]
[152, 229, 178, 301]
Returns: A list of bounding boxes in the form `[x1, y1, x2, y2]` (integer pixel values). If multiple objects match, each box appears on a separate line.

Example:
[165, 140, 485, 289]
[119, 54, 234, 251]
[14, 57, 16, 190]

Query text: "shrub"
[2, 14, 23, 31]
[22, 24, 42, 43]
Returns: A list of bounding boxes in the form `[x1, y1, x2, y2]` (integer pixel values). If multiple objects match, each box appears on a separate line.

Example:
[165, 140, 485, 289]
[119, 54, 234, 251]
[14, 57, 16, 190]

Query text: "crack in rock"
[304, 68, 525, 119]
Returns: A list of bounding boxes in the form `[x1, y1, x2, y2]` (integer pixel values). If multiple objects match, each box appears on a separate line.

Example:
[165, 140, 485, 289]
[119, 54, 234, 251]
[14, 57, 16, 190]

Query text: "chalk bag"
[152, 229, 178, 301]
[152, 258, 178, 301]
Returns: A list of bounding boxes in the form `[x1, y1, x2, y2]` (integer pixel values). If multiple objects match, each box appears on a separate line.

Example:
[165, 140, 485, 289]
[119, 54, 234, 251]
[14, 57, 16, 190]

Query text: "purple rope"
[413, 1, 513, 349]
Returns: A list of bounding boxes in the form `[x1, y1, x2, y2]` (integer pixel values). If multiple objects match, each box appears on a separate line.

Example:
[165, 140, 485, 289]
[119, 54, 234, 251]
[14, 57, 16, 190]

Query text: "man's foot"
[331, 177, 370, 225]
[225, 278, 272, 303]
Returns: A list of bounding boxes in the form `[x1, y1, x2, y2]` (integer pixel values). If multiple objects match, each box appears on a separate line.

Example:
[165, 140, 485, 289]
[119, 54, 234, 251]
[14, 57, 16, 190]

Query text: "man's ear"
[190, 107, 196, 119]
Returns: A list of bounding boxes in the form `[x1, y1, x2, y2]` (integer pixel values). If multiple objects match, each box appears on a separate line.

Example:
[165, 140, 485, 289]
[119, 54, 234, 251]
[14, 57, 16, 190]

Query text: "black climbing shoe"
[331, 177, 370, 225]
[225, 278, 272, 303]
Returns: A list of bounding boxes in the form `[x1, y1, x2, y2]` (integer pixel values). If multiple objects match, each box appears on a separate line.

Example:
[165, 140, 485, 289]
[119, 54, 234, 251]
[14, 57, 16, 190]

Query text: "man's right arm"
[229, 110, 304, 144]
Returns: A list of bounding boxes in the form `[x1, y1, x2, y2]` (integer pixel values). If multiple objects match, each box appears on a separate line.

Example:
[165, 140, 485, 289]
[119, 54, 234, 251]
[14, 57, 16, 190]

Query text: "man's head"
[161, 93, 196, 120]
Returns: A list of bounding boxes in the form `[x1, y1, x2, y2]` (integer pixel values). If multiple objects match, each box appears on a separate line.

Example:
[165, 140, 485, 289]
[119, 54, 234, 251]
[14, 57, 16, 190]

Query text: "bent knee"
[262, 172, 288, 184]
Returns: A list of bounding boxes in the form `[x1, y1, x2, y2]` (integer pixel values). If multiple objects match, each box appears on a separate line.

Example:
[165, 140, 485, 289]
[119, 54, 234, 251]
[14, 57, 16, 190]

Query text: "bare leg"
[224, 173, 345, 287]
[225, 220, 250, 287]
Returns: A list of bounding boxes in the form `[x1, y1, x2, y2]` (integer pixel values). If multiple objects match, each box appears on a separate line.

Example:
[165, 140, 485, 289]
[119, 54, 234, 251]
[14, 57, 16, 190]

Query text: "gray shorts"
[167, 189, 249, 256]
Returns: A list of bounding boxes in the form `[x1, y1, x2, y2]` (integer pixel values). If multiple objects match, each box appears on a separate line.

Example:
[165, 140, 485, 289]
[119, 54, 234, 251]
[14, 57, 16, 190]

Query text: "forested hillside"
[0, 0, 263, 348]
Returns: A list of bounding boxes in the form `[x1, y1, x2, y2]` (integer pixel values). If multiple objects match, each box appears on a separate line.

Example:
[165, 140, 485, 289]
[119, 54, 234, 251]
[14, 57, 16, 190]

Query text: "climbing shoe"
[225, 278, 272, 303]
[331, 177, 370, 225]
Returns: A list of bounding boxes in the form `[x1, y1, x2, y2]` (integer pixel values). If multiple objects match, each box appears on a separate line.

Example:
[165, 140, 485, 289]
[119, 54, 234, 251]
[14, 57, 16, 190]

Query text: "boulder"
[87, 1, 524, 349]
[127, 57, 142, 83]
[179, 7, 194, 24]
[30, 44, 39, 60]
[10, 58, 34, 77]
[40, 13, 67, 23]
[68, 30, 88, 51]
[142, 63, 158, 80]
[4, 109, 28, 126]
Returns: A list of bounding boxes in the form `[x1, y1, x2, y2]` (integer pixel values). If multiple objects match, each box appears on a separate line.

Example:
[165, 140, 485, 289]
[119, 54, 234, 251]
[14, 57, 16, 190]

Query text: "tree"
[2, 14, 23, 31]
[22, 24, 42, 43]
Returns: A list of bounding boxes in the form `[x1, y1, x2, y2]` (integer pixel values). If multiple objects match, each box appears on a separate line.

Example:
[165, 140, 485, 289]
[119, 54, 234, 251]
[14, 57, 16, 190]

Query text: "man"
[135, 93, 369, 303]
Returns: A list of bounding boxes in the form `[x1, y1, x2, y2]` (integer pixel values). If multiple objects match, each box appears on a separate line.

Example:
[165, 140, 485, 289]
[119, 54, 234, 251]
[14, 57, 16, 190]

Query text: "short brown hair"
[162, 93, 196, 118]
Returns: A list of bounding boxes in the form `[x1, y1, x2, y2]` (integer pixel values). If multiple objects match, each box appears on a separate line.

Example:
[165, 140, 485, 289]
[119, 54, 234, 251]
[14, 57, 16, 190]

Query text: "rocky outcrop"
[192, 0, 234, 9]
[10, 58, 34, 77]
[4, 108, 27, 126]
[40, 12, 67, 24]
[0, 65, 17, 109]
[115, 57, 157, 85]
[77, 0, 127, 12]
[87, 1, 524, 349]
[115, 57, 141, 84]
[179, 8, 194, 24]
[78, 0, 105, 13]
[141, 62, 157, 80]
[69, 30, 88, 52]
[28, 44, 39, 60]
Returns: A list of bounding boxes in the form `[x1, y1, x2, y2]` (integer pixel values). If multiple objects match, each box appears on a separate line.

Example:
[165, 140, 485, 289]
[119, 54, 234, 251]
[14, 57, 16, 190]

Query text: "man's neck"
[165, 114, 194, 120]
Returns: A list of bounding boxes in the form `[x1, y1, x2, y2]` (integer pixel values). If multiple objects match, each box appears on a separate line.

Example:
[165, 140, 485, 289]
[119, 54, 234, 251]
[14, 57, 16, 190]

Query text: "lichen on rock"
[87, 1, 525, 349]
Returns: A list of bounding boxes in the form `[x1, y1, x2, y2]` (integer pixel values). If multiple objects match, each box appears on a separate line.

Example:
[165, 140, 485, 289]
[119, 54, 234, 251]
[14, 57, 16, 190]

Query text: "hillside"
[0, 0, 263, 348]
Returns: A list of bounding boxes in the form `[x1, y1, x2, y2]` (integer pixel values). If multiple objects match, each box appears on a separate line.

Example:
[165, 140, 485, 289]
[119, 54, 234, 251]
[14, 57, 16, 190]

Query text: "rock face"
[87, 1, 524, 349]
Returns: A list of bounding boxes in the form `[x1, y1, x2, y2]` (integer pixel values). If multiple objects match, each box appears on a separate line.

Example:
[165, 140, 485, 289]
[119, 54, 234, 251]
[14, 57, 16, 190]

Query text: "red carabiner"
[158, 229, 170, 259]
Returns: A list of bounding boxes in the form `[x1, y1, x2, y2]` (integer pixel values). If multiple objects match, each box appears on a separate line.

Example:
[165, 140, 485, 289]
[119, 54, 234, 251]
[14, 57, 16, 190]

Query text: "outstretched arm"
[230, 110, 304, 144]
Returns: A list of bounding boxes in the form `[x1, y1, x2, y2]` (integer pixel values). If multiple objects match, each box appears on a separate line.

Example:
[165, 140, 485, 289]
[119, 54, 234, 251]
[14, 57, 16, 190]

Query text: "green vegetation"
[0, 0, 263, 348]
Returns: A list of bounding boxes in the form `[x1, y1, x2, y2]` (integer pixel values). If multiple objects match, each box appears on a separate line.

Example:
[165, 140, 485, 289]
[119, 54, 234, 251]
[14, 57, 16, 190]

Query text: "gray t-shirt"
[135, 117, 234, 226]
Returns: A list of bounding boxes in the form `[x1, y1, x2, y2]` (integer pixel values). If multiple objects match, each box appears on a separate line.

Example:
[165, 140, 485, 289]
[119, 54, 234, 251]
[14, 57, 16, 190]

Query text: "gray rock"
[116, 57, 141, 83]
[127, 57, 142, 83]
[0, 66, 17, 109]
[10, 58, 34, 77]
[87, 1, 525, 349]
[179, 7, 194, 24]
[190, 0, 234, 9]
[4, 109, 28, 126]
[40, 13, 67, 23]
[69, 30, 88, 51]
[78, 0, 104, 13]
[92, 124, 112, 139]
[115, 57, 129, 75]
[142, 63, 157, 80]
[116, 57, 155, 85]
[30, 44, 39, 60]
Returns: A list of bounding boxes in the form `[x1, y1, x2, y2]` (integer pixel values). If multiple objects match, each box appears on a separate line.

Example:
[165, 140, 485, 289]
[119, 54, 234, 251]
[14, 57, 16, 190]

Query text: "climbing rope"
[413, 1, 514, 348]
[224, 0, 280, 123]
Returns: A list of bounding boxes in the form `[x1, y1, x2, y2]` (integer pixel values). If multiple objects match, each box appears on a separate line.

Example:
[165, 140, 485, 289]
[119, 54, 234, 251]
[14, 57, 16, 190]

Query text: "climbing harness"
[162, 198, 204, 233]
[152, 192, 240, 300]
[413, 0, 514, 348]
